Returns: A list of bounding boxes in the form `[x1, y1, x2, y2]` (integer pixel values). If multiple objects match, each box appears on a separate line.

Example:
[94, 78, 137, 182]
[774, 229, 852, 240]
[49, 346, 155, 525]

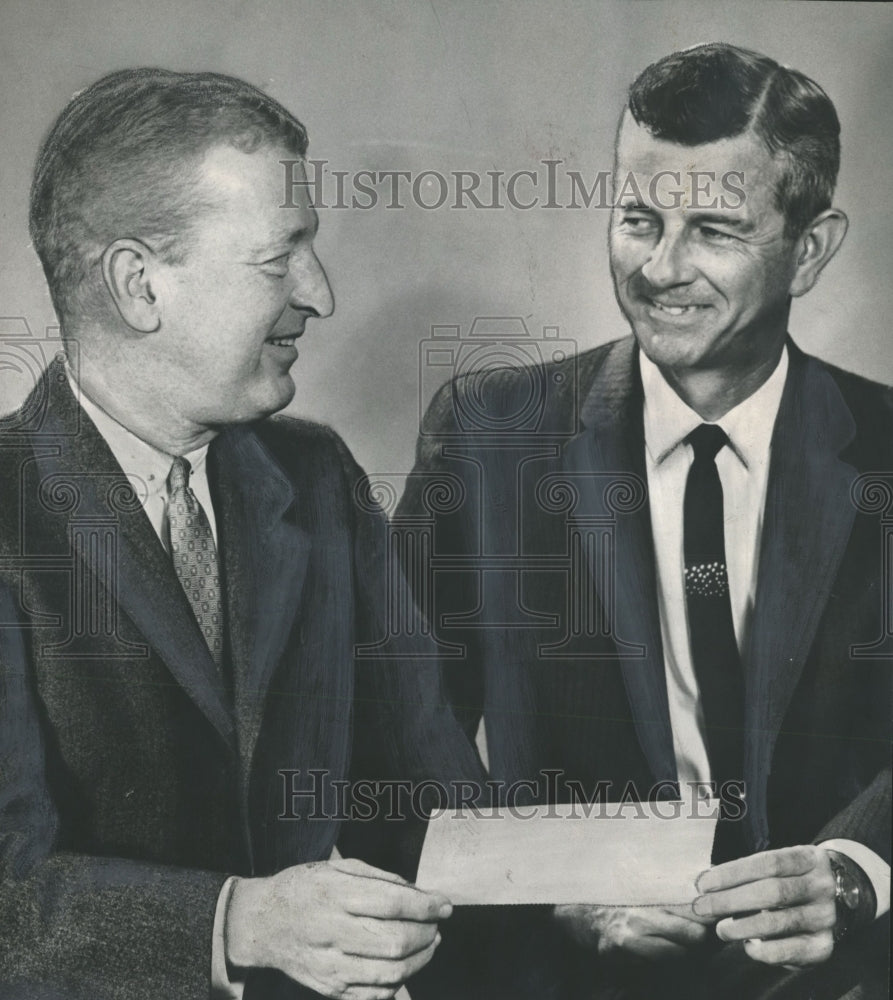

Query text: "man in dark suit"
[0, 69, 484, 999]
[399, 44, 891, 998]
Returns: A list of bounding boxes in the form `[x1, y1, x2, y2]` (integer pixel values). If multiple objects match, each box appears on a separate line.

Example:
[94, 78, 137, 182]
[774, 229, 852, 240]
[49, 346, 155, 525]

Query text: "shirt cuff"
[212, 876, 245, 999]
[821, 839, 890, 919]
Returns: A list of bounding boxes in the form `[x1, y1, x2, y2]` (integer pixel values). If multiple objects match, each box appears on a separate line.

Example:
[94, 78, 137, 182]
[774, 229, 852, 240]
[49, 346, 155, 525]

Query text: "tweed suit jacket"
[0, 360, 484, 999]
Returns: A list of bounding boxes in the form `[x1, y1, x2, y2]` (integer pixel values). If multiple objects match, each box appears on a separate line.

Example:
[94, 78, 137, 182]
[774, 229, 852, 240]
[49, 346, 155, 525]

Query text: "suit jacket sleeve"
[814, 770, 892, 864]
[392, 380, 487, 746]
[0, 583, 227, 1000]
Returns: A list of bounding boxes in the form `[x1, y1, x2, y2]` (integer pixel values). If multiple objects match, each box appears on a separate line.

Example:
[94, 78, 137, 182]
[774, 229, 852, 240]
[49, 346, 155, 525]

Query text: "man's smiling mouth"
[647, 298, 709, 317]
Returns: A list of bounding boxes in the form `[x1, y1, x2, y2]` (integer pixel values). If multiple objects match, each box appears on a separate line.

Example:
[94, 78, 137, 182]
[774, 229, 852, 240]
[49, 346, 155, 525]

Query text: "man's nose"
[291, 252, 334, 318]
[640, 229, 694, 288]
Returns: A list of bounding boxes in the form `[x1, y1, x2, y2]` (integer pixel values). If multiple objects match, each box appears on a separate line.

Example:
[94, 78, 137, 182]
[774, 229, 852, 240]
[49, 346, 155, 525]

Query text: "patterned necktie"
[683, 424, 746, 861]
[167, 456, 224, 669]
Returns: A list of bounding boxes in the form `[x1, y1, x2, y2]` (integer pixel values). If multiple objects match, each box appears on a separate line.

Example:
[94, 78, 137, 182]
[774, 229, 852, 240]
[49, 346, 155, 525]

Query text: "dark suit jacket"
[0, 360, 484, 1000]
[399, 334, 892, 864]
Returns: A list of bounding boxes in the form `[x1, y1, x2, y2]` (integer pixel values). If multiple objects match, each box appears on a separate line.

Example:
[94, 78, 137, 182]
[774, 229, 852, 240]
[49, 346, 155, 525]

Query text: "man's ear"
[100, 239, 162, 332]
[789, 208, 848, 298]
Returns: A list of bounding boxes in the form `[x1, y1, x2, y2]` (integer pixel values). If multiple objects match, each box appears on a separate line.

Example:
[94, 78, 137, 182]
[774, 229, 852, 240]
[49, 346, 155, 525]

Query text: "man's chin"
[630, 322, 716, 371]
[259, 376, 297, 419]
[219, 377, 297, 424]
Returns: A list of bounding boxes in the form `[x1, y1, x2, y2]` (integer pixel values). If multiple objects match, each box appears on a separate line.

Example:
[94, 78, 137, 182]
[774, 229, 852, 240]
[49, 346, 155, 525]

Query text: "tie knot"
[167, 455, 192, 493]
[685, 423, 728, 463]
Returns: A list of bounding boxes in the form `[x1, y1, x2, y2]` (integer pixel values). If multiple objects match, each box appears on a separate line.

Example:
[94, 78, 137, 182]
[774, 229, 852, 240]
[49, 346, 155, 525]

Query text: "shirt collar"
[640, 345, 789, 469]
[65, 365, 209, 498]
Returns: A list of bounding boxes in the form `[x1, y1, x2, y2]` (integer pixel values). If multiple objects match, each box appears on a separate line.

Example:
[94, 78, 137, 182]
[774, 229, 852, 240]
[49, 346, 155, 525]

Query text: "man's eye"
[620, 215, 656, 233]
[261, 253, 291, 274]
[700, 226, 734, 242]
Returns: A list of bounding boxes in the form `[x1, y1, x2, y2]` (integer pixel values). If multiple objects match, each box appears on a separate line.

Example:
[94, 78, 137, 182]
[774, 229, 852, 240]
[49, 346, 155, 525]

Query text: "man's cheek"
[613, 251, 647, 290]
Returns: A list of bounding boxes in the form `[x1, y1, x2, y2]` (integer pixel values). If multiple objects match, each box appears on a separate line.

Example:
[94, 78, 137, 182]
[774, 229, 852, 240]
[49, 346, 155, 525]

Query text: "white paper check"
[415, 800, 718, 906]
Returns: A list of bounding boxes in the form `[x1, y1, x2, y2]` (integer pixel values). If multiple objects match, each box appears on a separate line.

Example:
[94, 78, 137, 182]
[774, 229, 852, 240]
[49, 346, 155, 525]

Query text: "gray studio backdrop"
[2, 0, 891, 481]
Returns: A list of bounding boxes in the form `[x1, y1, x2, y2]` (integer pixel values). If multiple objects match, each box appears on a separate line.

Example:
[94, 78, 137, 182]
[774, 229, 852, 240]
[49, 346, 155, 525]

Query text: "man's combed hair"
[29, 68, 309, 327]
[627, 43, 841, 236]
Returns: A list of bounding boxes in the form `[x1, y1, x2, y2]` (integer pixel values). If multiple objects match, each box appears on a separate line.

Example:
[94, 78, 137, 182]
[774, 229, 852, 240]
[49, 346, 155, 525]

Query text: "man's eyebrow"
[615, 204, 754, 231]
[252, 224, 317, 257]
[687, 212, 754, 231]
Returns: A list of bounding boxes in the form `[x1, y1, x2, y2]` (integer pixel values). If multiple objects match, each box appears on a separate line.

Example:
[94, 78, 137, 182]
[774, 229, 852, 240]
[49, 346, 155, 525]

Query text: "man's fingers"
[331, 857, 410, 885]
[716, 900, 837, 942]
[628, 909, 710, 946]
[342, 990, 397, 1000]
[594, 907, 710, 957]
[694, 870, 829, 919]
[694, 879, 800, 919]
[301, 938, 440, 999]
[622, 935, 689, 961]
[346, 937, 440, 987]
[662, 902, 715, 926]
[697, 846, 821, 893]
[343, 917, 439, 959]
[326, 859, 453, 920]
[743, 931, 834, 967]
[342, 878, 451, 922]
[557, 906, 709, 958]
[316, 979, 398, 1000]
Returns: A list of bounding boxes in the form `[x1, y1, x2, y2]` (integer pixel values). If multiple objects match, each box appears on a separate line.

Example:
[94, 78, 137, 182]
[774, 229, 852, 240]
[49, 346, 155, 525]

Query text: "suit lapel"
[210, 426, 311, 784]
[562, 338, 677, 785]
[32, 362, 236, 748]
[743, 343, 858, 847]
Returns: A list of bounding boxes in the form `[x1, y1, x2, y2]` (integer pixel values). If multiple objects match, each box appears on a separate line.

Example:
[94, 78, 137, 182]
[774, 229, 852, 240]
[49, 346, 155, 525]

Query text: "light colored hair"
[30, 68, 309, 327]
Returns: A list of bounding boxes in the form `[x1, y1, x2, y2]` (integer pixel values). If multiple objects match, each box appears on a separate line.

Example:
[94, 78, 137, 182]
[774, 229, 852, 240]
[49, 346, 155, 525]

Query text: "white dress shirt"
[640, 348, 889, 917]
[73, 381, 218, 548]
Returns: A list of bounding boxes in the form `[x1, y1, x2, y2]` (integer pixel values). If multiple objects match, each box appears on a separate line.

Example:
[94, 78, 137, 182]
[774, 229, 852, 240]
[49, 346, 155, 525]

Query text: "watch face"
[841, 882, 861, 911]
[830, 855, 862, 914]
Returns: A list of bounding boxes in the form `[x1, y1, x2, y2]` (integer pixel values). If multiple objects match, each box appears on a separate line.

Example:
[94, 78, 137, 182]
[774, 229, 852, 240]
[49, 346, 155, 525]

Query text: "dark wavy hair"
[626, 43, 841, 237]
[30, 68, 308, 327]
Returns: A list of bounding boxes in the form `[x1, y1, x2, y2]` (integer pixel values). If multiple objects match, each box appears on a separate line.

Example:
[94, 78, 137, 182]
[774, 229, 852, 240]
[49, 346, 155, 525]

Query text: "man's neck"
[655, 343, 787, 422]
[72, 360, 217, 456]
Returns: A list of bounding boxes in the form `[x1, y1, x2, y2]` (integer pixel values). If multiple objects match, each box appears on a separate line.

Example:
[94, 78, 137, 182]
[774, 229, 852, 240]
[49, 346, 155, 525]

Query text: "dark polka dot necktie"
[167, 456, 224, 669]
[683, 423, 745, 861]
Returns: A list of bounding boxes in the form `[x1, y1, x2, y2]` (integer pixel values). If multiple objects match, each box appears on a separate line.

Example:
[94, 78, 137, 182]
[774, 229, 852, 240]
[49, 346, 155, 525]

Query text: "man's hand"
[225, 856, 451, 999]
[554, 903, 712, 960]
[693, 846, 837, 967]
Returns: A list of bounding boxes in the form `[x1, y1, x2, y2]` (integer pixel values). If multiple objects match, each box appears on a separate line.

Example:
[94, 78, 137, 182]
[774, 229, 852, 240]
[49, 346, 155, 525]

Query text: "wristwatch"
[826, 849, 876, 943]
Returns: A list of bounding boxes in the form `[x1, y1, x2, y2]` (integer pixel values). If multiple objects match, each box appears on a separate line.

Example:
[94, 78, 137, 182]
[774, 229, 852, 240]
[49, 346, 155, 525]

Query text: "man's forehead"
[190, 143, 316, 239]
[614, 112, 781, 197]
[196, 143, 302, 201]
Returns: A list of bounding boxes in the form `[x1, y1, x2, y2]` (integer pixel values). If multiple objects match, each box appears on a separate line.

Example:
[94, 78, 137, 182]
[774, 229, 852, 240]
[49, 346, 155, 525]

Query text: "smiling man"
[400, 43, 891, 999]
[609, 120, 832, 418]
[0, 69, 484, 1000]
